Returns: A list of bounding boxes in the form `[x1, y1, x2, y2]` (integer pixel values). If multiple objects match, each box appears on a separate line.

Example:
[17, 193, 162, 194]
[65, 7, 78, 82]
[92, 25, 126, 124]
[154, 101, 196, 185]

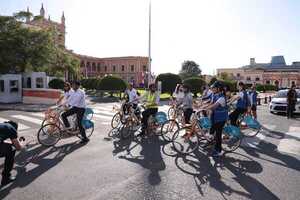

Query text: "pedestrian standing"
[287, 84, 297, 119]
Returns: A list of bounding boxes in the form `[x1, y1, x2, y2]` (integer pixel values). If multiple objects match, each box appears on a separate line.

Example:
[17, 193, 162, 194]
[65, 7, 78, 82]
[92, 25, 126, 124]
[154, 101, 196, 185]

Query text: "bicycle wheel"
[221, 131, 241, 152]
[241, 126, 261, 137]
[172, 127, 199, 154]
[120, 123, 134, 139]
[85, 123, 94, 138]
[161, 120, 179, 142]
[37, 123, 61, 147]
[111, 113, 121, 129]
[168, 107, 176, 119]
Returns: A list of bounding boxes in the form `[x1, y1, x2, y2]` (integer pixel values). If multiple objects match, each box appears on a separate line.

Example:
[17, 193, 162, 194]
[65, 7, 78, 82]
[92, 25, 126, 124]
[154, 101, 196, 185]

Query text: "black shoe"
[80, 138, 89, 144]
[1, 176, 16, 186]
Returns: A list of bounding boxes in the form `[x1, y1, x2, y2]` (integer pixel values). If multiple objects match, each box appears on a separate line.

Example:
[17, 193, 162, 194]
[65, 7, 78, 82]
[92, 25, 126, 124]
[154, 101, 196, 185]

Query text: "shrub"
[183, 77, 206, 97]
[81, 78, 100, 90]
[219, 79, 237, 92]
[155, 73, 182, 95]
[255, 84, 277, 92]
[97, 75, 127, 91]
[48, 78, 65, 89]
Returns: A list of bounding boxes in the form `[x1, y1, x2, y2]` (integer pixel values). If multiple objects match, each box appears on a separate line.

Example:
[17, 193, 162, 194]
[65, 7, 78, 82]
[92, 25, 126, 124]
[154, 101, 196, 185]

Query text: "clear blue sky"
[1, 0, 300, 75]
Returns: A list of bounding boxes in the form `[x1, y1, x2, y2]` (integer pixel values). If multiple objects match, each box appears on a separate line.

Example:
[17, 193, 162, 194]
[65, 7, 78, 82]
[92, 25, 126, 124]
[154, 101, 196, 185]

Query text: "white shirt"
[216, 96, 226, 107]
[238, 91, 244, 99]
[125, 88, 138, 103]
[68, 89, 86, 108]
[63, 89, 74, 106]
[173, 92, 184, 100]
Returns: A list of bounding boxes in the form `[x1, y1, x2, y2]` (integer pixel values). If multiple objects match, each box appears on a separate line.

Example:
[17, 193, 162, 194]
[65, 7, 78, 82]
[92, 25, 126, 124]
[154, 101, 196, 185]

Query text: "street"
[0, 104, 300, 200]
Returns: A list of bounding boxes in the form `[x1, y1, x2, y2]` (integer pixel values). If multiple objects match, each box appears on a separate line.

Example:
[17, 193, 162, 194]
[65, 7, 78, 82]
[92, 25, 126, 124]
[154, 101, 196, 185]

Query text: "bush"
[209, 77, 218, 86]
[81, 78, 100, 90]
[48, 78, 65, 89]
[183, 77, 206, 97]
[155, 73, 182, 95]
[255, 84, 277, 92]
[219, 79, 237, 92]
[97, 75, 127, 91]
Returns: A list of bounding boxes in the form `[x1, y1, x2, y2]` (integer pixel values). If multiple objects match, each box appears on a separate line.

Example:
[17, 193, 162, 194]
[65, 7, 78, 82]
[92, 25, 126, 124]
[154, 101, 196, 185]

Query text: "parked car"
[269, 89, 300, 114]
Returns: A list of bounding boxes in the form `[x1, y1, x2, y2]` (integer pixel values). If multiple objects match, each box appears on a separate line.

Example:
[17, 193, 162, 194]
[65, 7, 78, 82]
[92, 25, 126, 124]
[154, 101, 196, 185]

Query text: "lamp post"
[148, 0, 151, 87]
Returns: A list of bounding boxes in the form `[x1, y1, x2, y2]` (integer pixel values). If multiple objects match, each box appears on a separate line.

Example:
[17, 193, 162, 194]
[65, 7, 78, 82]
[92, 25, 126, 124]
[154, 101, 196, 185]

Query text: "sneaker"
[211, 150, 222, 157]
[1, 175, 16, 186]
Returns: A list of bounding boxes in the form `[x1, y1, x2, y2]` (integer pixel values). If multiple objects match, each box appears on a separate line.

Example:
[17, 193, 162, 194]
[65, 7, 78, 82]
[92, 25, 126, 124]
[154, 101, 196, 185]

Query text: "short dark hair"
[5, 121, 18, 131]
[238, 82, 245, 90]
[73, 80, 81, 86]
[182, 84, 190, 92]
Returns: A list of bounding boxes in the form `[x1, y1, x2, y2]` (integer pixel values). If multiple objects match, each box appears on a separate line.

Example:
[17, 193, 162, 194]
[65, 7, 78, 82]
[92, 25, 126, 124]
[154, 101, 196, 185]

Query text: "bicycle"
[37, 105, 94, 147]
[111, 100, 127, 129]
[172, 109, 242, 155]
[119, 103, 142, 139]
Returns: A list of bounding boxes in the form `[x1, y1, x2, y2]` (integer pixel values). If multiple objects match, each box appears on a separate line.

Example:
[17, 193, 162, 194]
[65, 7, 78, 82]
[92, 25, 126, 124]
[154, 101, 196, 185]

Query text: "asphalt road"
[0, 104, 299, 200]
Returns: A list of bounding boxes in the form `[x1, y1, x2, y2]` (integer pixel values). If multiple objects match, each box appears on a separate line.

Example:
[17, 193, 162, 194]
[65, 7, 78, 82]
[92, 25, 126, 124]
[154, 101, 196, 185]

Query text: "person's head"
[64, 82, 71, 92]
[238, 82, 245, 91]
[211, 81, 224, 94]
[128, 83, 133, 90]
[175, 84, 182, 94]
[72, 80, 81, 90]
[182, 84, 190, 94]
[149, 83, 156, 93]
[5, 121, 18, 131]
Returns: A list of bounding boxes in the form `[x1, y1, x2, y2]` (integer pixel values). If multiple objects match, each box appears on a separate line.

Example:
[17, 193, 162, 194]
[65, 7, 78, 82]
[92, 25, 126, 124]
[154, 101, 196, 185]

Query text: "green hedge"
[48, 78, 65, 89]
[256, 84, 277, 92]
[183, 77, 206, 97]
[81, 78, 100, 90]
[97, 75, 127, 91]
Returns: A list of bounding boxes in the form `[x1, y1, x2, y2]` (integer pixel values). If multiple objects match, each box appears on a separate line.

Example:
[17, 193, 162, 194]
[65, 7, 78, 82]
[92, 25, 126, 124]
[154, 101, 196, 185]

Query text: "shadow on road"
[0, 141, 85, 199]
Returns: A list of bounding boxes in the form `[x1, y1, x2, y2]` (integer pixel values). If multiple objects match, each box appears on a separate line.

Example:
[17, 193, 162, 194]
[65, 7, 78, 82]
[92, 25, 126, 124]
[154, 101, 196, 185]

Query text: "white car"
[269, 89, 300, 114]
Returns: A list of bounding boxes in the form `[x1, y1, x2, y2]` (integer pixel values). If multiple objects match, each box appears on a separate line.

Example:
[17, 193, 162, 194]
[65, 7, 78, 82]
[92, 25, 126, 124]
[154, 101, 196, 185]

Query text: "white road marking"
[93, 109, 115, 117]
[288, 126, 300, 133]
[30, 112, 45, 118]
[94, 114, 111, 120]
[11, 115, 43, 125]
[0, 117, 30, 131]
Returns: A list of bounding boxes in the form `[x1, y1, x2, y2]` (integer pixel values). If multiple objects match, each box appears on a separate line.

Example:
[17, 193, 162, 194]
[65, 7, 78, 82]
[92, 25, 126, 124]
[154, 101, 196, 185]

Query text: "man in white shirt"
[62, 81, 89, 143]
[125, 83, 138, 104]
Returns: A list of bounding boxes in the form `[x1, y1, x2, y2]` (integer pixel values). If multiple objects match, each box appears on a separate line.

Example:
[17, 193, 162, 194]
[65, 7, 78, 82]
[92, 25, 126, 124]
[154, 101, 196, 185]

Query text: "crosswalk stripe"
[94, 114, 111, 120]
[93, 109, 115, 117]
[11, 115, 43, 125]
[0, 117, 30, 131]
[93, 106, 114, 112]
[288, 126, 300, 133]
[29, 112, 45, 118]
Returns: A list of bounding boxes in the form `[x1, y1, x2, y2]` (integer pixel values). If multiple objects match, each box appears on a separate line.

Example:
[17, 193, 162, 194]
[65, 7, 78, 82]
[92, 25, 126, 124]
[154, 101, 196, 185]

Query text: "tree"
[155, 73, 182, 95]
[183, 77, 206, 97]
[179, 60, 201, 79]
[209, 76, 218, 85]
[97, 75, 127, 91]
[13, 11, 33, 22]
[48, 78, 65, 89]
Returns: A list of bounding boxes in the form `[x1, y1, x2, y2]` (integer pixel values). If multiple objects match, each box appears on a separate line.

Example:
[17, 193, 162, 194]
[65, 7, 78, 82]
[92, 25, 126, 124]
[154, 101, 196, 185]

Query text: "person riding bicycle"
[176, 84, 193, 124]
[61, 81, 89, 144]
[172, 84, 184, 102]
[0, 121, 23, 186]
[228, 82, 250, 126]
[124, 83, 140, 117]
[56, 81, 74, 107]
[201, 81, 228, 157]
[248, 84, 258, 119]
[139, 83, 160, 136]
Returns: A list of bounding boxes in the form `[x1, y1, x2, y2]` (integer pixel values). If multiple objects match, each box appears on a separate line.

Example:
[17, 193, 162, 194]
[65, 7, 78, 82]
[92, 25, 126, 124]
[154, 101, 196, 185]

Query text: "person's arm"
[228, 94, 241, 104]
[56, 94, 65, 104]
[11, 138, 22, 151]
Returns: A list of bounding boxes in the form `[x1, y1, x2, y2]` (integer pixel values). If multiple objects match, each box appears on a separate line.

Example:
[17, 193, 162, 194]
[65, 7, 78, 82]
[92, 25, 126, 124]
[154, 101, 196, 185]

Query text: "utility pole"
[148, 0, 151, 87]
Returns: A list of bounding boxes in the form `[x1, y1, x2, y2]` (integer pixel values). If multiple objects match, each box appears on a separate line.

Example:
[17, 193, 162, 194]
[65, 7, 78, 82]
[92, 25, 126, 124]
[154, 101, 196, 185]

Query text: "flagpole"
[148, 0, 151, 86]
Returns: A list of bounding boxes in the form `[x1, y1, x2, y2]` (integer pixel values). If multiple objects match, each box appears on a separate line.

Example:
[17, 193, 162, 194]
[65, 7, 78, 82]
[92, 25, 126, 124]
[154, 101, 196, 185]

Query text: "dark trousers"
[287, 103, 295, 118]
[229, 108, 247, 126]
[62, 107, 87, 139]
[183, 108, 193, 124]
[210, 121, 226, 152]
[142, 108, 158, 130]
[0, 142, 16, 178]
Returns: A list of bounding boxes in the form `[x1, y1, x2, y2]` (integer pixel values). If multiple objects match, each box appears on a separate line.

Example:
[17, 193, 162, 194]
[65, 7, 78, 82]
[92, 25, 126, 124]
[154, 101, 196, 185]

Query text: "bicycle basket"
[82, 119, 94, 129]
[223, 125, 242, 138]
[84, 108, 94, 120]
[155, 112, 168, 125]
[243, 116, 261, 129]
[198, 117, 212, 129]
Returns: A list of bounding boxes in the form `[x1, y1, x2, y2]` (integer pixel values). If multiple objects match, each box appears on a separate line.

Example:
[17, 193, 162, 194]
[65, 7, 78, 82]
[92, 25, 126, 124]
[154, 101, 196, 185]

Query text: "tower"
[40, 3, 45, 18]
[61, 11, 65, 25]
[26, 7, 30, 23]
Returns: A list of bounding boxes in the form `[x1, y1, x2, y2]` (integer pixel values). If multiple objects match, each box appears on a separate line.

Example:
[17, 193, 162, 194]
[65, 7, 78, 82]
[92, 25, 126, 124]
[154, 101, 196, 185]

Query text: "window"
[122, 65, 125, 71]
[36, 77, 44, 88]
[255, 77, 260, 81]
[27, 77, 31, 88]
[81, 61, 85, 67]
[0, 80, 4, 92]
[113, 65, 116, 72]
[10, 80, 19, 93]
[266, 80, 270, 84]
[143, 65, 147, 71]
[236, 73, 240, 77]
[131, 65, 134, 72]
[246, 77, 251, 81]
[92, 63, 96, 71]
[104, 66, 107, 72]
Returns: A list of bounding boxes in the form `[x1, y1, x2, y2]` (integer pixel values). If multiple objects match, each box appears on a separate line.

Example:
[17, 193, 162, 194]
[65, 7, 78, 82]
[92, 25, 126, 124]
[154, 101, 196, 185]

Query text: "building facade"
[217, 56, 300, 88]
[24, 4, 150, 86]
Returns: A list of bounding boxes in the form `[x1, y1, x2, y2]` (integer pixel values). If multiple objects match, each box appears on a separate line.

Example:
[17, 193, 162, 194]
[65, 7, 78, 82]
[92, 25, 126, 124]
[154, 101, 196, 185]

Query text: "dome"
[270, 56, 286, 66]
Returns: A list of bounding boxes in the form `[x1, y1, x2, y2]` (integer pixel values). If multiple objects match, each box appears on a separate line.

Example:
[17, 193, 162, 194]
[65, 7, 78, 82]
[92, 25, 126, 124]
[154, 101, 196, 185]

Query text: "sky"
[1, 0, 300, 75]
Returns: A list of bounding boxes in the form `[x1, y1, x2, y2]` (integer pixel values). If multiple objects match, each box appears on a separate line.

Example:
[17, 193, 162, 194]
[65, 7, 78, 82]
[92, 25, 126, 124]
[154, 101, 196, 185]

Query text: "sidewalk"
[0, 103, 52, 112]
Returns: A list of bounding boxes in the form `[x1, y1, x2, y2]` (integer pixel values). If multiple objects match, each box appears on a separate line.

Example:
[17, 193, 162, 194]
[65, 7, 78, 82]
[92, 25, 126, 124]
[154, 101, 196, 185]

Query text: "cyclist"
[228, 82, 250, 126]
[61, 81, 89, 143]
[248, 84, 258, 119]
[201, 85, 213, 102]
[176, 84, 193, 124]
[124, 83, 140, 117]
[56, 81, 74, 106]
[201, 81, 228, 157]
[139, 83, 160, 136]
[172, 84, 184, 102]
[0, 121, 23, 186]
